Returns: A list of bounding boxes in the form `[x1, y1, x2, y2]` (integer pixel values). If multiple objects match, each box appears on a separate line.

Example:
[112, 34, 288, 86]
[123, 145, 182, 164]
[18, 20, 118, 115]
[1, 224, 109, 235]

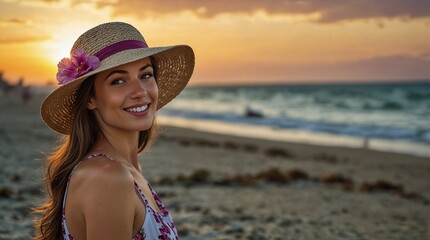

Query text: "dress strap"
[134, 182, 149, 204]
[86, 153, 115, 161]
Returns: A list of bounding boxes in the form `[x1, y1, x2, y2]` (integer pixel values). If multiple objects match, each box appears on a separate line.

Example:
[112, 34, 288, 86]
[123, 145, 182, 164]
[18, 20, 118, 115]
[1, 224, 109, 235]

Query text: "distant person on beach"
[35, 22, 194, 239]
[21, 86, 32, 105]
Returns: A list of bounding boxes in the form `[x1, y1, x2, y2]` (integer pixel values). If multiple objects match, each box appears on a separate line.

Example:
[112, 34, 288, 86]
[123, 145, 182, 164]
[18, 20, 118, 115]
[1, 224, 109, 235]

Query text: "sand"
[0, 92, 429, 240]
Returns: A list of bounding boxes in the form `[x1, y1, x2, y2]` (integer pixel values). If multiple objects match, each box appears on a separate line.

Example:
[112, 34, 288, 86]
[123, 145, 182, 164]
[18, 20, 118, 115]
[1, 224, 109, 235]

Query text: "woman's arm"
[81, 161, 136, 239]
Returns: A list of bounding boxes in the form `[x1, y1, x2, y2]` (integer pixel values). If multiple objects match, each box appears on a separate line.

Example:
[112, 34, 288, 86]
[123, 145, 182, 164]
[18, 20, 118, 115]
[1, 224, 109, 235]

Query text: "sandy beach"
[0, 92, 429, 240]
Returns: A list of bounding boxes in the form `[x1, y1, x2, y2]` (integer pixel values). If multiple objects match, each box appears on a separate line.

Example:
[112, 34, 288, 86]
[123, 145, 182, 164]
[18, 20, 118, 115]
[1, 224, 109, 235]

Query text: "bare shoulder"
[69, 156, 137, 238]
[72, 156, 135, 196]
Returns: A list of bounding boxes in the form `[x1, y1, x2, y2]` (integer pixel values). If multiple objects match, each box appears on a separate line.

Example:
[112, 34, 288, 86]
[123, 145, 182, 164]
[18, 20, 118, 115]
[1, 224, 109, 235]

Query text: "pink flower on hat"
[56, 48, 101, 85]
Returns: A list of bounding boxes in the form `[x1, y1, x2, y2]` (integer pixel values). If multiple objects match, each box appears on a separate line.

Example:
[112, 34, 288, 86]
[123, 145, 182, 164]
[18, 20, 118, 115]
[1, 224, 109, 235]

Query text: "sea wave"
[162, 81, 430, 145]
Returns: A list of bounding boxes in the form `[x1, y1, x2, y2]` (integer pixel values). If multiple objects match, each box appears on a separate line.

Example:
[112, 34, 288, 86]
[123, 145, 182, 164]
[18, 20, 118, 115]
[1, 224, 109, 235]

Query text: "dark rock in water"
[0, 187, 13, 198]
[382, 101, 403, 110]
[244, 107, 264, 118]
[11, 174, 21, 183]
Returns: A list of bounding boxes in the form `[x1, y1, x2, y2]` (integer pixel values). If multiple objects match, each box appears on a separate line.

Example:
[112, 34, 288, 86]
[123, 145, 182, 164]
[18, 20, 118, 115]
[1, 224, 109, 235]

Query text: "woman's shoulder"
[71, 155, 135, 196]
[69, 156, 138, 236]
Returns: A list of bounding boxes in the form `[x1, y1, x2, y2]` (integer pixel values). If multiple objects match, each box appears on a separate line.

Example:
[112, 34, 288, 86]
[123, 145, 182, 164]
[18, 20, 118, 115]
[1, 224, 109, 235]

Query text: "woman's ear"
[87, 97, 97, 110]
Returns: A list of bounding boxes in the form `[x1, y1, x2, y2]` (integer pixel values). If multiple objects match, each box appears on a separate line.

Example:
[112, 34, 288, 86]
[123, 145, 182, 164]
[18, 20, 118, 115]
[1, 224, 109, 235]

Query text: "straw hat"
[41, 22, 195, 135]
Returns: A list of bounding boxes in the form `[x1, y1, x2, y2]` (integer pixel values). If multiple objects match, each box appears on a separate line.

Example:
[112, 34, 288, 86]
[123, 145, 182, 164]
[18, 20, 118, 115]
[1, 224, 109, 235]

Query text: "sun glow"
[42, 25, 85, 65]
[44, 38, 74, 64]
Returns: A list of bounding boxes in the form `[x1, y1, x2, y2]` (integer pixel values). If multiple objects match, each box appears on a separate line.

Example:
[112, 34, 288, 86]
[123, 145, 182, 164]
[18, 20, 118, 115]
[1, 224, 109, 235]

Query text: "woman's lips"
[124, 104, 149, 113]
[124, 103, 151, 116]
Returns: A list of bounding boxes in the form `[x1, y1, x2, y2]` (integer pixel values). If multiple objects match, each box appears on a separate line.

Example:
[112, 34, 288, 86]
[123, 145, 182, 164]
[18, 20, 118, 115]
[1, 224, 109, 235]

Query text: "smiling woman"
[34, 22, 195, 240]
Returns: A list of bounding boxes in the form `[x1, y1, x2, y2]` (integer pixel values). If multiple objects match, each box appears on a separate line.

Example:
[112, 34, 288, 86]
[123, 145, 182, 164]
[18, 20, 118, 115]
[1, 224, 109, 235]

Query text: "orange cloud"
[85, 0, 430, 22]
[0, 18, 33, 26]
[0, 36, 51, 44]
[27, 0, 61, 3]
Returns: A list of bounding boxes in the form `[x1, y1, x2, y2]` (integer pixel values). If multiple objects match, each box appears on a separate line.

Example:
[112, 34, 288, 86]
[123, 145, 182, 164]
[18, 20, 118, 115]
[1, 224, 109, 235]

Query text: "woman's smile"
[124, 103, 151, 116]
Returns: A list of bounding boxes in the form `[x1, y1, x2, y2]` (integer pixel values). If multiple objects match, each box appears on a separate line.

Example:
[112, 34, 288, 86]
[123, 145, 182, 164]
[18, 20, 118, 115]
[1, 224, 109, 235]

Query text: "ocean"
[158, 81, 430, 157]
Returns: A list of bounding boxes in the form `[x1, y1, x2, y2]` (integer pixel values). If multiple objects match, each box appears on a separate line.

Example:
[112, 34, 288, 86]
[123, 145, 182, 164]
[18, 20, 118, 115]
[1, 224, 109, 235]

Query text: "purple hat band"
[56, 39, 149, 85]
[94, 39, 148, 61]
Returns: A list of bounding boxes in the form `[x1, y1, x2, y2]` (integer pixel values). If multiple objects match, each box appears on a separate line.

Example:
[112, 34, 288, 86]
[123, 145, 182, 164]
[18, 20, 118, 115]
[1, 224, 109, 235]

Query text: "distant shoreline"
[158, 116, 430, 158]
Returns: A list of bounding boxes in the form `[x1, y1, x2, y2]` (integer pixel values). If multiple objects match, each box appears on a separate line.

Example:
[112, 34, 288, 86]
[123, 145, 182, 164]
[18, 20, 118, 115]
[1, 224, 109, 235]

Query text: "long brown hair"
[34, 69, 159, 239]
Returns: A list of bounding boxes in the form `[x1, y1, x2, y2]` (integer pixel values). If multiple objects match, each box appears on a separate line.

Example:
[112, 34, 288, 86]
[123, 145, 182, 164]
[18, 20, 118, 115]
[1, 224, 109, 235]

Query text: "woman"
[35, 22, 195, 239]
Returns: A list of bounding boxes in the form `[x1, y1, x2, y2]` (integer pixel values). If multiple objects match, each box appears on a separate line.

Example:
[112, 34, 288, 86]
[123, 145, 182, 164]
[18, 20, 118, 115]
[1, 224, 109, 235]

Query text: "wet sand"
[0, 92, 429, 240]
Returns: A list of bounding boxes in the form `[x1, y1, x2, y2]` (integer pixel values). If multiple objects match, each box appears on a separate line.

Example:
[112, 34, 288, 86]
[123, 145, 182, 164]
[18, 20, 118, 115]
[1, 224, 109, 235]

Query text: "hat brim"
[41, 45, 195, 135]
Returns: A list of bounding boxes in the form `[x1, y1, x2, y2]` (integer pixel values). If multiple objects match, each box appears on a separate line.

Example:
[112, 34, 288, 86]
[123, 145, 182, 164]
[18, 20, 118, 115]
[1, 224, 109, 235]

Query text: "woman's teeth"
[126, 105, 148, 112]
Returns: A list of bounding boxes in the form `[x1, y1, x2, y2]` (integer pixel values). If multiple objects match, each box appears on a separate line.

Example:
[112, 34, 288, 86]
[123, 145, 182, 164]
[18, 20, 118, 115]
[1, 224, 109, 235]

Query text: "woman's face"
[88, 57, 158, 133]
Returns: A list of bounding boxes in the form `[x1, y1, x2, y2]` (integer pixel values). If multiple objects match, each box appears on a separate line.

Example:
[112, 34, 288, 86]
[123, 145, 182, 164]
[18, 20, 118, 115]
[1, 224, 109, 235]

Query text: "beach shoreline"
[0, 93, 429, 239]
[158, 115, 430, 158]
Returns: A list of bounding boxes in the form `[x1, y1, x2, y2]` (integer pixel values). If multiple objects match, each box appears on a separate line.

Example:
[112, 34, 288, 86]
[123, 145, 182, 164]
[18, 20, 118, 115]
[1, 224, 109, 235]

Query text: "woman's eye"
[111, 79, 125, 85]
[141, 73, 153, 80]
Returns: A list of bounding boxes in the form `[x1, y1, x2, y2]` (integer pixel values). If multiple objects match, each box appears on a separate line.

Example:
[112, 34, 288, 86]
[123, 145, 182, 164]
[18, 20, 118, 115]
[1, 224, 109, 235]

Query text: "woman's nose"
[130, 79, 147, 98]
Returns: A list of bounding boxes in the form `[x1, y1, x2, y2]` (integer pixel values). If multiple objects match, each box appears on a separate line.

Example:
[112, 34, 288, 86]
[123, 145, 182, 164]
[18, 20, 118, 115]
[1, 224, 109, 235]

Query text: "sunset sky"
[0, 0, 429, 86]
